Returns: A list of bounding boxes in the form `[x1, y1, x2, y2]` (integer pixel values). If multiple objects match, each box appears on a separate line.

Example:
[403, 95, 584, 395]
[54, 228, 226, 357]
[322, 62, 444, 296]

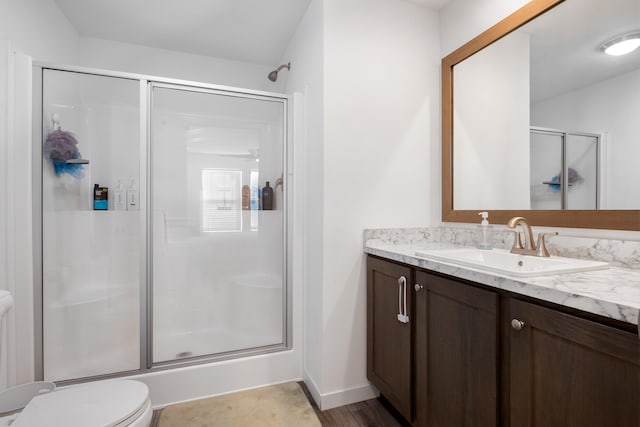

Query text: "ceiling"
[524, 0, 640, 102]
[52, 0, 636, 102]
[53, 0, 450, 66]
[405, 0, 451, 9]
[53, 0, 313, 65]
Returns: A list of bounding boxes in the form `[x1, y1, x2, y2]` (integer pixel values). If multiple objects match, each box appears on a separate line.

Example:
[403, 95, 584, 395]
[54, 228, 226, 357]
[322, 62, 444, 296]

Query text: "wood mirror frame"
[441, 0, 640, 231]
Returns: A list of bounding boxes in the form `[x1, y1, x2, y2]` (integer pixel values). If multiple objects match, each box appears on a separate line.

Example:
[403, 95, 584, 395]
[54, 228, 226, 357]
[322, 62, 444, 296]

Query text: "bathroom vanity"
[365, 235, 640, 427]
[366, 0, 640, 423]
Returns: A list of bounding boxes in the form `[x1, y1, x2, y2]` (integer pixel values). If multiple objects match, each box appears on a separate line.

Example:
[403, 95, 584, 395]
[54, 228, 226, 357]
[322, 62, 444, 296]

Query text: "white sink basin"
[415, 248, 608, 277]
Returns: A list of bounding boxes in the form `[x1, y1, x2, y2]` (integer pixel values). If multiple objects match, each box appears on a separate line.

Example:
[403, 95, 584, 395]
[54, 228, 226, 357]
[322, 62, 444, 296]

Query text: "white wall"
[0, 0, 80, 63]
[315, 0, 440, 409]
[453, 31, 531, 210]
[532, 68, 640, 209]
[78, 38, 275, 92]
[278, 0, 326, 406]
[0, 0, 81, 388]
[439, 0, 530, 57]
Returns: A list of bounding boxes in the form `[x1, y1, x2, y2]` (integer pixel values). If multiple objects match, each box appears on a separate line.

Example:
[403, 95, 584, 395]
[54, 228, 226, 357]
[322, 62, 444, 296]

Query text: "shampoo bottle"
[242, 185, 250, 210]
[93, 184, 108, 210]
[251, 185, 260, 210]
[477, 211, 493, 249]
[262, 181, 274, 210]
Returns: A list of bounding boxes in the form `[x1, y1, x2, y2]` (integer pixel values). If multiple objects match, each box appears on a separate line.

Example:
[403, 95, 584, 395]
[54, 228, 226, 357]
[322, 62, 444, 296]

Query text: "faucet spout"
[507, 217, 537, 255]
[507, 217, 557, 257]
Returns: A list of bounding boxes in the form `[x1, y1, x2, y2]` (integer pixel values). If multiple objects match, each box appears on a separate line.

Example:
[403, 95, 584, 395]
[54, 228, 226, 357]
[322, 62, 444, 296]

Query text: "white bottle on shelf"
[126, 178, 139, 211]
[114, 180, 126, 211]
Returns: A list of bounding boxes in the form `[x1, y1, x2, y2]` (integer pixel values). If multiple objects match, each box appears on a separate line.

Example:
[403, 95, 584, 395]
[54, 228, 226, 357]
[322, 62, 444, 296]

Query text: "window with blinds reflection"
[201, 169, 242, 232]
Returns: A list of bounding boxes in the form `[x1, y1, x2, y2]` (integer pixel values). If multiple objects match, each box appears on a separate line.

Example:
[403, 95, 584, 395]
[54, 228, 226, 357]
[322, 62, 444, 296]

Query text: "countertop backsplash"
[364, 225, 640, 270]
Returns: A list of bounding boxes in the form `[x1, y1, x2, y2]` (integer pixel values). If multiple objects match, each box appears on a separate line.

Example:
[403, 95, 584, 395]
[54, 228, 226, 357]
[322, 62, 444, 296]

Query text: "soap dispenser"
[477, 211, 493, 250]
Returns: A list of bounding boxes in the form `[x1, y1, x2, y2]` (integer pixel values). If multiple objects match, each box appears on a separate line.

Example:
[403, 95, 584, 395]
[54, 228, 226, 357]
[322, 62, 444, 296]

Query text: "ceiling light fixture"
[600, 32, 640, 56]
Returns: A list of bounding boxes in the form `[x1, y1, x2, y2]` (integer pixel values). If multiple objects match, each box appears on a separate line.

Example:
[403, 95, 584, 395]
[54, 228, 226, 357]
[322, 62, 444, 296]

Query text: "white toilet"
[0, 290, 152, 427]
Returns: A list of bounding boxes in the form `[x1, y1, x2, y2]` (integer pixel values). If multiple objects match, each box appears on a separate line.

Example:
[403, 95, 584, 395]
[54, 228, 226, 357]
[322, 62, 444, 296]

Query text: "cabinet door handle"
[414, 284, 424, 292]
[511, 319, 526, 331]
[397, 276, 409, 323]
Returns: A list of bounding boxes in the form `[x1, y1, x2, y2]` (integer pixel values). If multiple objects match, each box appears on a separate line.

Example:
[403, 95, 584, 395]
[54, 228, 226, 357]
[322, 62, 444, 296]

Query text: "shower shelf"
[542, 181, 573, 186]
[65, 158, 90, 164]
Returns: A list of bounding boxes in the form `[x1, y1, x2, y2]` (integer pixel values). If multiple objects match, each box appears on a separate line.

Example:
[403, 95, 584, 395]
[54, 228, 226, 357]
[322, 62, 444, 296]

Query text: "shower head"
[268, 62, 291, 82]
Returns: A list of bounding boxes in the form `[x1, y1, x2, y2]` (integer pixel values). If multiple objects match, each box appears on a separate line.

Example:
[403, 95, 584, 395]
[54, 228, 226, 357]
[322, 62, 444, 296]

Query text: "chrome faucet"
[506, 217, 557, 257]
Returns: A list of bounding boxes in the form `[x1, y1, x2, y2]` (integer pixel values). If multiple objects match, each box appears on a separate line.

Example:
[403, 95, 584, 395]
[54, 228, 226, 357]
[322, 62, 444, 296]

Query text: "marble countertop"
[365, 240, 640, 327]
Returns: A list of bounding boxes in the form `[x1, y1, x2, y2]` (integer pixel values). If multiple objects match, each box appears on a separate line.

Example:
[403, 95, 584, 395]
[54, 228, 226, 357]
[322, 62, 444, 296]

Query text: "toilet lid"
[12, 380, 149, 427]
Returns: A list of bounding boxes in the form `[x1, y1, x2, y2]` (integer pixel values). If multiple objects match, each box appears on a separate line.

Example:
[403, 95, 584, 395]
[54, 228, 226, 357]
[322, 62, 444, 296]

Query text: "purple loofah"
[44, 130, 85, 178]
[44, 130, 79, 161]
[567, 167, 581, 185]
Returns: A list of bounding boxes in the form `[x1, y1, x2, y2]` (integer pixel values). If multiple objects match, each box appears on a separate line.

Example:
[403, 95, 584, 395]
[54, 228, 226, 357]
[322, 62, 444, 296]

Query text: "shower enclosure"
[34, 65, 290, 382]
[530, 127, 600, 210]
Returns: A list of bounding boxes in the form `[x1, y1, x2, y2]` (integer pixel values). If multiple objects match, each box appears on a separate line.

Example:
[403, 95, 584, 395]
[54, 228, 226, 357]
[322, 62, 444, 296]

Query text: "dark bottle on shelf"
[262, 181, 274, 210]
[93, 184, 108, 210]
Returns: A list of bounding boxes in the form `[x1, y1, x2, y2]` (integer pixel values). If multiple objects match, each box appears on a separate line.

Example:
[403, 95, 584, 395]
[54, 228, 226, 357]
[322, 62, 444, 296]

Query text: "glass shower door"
[566, 134, 598, 209]
[150, 84, 286, 363]
[41, 69, 142, 381]
[530, 130, 563, 210]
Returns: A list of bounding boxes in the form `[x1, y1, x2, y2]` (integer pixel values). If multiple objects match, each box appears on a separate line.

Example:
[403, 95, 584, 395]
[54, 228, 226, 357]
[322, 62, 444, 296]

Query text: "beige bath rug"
[157, 382, 321, 427]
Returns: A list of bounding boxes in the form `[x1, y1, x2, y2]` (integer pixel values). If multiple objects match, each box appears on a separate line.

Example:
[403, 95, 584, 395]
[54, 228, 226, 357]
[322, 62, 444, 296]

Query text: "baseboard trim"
[302, 374, 322, 409]
[303, 376, 379, 411]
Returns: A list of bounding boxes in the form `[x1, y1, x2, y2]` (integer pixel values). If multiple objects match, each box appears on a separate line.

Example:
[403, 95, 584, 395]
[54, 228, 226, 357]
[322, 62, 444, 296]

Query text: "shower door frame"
[146, 81, 291, 369]
[32, 63, 292, 385]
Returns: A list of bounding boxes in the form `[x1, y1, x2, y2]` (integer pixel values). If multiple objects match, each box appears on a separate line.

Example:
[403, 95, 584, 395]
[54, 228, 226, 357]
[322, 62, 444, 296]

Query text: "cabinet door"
[510, 299, 640, 427]
[367, 256, 413, 421]
[414, 271, 498, 427]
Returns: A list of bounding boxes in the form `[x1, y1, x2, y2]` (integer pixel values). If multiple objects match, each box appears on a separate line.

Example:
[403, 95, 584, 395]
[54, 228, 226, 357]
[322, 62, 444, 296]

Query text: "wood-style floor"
[151, 382, 404, 427]
[299, 382, 404, 427]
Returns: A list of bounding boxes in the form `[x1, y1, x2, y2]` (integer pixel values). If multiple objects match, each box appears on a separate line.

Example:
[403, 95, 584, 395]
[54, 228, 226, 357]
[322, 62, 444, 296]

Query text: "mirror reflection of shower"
[267, 62, 291, 82]
[530, 127, 600, 210]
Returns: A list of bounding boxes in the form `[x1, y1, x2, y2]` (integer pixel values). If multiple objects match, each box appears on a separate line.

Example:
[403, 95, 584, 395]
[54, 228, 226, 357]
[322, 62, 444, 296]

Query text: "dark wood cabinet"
[367, 256, 414, 421]
[509, 298, 640, 427]
[414, 270, 498, 427]
[367, 255, 640, 427]
[368, 257, 499, 426]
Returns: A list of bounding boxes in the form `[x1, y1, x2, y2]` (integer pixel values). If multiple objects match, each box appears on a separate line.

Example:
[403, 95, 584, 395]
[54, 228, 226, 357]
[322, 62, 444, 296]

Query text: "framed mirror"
[442, 0, 640, 230]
